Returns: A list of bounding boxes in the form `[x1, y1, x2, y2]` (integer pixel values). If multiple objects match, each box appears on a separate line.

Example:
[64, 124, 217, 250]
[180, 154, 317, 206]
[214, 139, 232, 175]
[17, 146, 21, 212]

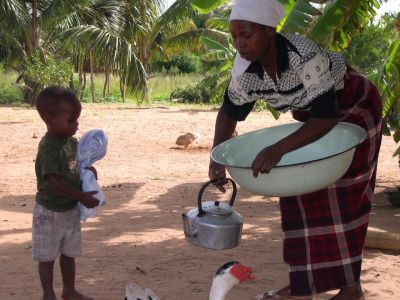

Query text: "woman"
[208, 0, 382, 299]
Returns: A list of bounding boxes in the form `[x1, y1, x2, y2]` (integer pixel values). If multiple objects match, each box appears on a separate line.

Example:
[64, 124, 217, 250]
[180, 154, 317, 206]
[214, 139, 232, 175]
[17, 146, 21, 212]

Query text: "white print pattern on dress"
[227, 34, 347, 112]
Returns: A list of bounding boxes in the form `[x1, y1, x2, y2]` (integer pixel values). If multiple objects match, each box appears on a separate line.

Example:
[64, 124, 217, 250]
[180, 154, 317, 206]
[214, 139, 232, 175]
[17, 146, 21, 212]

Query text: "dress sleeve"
[309, 88, 339, 118]
[222, 88, 255, 121]
[297, 49, 339, 119]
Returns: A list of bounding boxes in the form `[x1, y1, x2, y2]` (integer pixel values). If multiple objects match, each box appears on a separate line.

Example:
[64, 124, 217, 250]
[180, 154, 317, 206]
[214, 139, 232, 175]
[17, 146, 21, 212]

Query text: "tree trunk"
[77, 67, 83, 97]
[103, 62, 110, 98]
[31, 0, 39, 50]
[80, 72, 87, 101]
[90, 53, 95, 102]
[107, 72, 110, 97]
[119, 76, 125, 101]
[69, 73, 74, 90]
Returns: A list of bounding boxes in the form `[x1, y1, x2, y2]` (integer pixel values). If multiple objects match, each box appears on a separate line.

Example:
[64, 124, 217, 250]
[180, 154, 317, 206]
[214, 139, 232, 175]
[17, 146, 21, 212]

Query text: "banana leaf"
[191, 0, 228, 14]
[280, 0, 325, 34]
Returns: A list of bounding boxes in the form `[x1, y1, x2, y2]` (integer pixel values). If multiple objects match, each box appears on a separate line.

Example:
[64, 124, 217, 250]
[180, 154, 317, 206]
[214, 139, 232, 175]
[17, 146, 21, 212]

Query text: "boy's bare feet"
[61, 290, 93, 300]
[329, 283, 364, 300]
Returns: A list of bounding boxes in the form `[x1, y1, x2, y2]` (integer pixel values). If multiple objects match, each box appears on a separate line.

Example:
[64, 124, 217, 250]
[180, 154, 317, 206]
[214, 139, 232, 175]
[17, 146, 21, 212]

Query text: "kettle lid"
[202, 201, 233, 216]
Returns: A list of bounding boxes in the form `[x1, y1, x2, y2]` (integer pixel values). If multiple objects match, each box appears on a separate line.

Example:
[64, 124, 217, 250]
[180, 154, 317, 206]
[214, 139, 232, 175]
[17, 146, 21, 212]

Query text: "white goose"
[124, 261, 254, 300]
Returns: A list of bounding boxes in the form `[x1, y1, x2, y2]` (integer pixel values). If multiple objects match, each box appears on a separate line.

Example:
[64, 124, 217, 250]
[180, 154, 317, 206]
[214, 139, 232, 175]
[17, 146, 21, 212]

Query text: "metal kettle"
[182, 179, 243, 250]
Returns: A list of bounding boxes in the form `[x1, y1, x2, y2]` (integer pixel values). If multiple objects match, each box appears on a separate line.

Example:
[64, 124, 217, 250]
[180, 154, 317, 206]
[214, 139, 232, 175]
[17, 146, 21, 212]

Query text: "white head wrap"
[229, 0, 285, 28]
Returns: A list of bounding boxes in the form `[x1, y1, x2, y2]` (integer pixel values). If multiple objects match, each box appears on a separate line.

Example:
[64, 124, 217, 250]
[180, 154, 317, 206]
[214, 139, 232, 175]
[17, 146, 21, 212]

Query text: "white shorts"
[32, 203, 81, 262]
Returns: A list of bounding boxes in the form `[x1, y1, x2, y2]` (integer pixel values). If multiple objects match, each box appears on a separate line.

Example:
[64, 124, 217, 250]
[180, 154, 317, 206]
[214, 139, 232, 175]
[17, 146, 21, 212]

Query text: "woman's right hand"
[209, 107, 238, 193]
[209, 161, 228, 192]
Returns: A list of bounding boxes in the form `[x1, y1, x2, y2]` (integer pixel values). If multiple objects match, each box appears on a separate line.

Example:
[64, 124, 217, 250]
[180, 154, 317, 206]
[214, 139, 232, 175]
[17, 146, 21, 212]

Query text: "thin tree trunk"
[107, 72, 110, 97]
[78, 67, 83, 97]
[80, 71, 87, 101]
[119, 76, 125, 101]
[69, 74, 74, 90]
[103, 61, 109, 98]
[31, 0, 38, 49]
[90, 53, 95, 102]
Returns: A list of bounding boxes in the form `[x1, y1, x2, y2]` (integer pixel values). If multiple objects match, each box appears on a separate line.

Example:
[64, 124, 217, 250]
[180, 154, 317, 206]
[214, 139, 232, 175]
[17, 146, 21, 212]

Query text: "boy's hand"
[87, 166, 98, 180]
[80, 191, 99, 208]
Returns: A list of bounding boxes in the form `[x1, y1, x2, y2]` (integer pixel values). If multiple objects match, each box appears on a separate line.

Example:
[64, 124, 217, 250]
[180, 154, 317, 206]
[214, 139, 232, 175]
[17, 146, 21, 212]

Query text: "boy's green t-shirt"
[35, 133, 82, 212]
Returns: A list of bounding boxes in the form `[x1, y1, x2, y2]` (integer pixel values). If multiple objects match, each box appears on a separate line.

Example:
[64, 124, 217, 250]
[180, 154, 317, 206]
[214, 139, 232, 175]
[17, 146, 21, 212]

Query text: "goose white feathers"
[124, 282, 159, 300]
[124, 261, 253, 300]
[209, 261, 253, 300]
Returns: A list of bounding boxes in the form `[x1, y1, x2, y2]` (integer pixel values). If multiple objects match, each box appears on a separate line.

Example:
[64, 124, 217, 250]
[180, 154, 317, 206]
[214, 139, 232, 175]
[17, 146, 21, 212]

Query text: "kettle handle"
[197, 178, 237, 216]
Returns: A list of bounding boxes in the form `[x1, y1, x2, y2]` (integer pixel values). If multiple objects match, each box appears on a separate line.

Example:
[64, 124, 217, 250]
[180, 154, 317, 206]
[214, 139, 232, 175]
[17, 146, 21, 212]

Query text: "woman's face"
[230, 20, 274, 62]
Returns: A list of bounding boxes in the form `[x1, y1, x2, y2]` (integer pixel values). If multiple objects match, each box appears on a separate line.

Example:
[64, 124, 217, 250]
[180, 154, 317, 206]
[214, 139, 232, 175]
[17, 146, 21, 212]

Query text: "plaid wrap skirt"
[287, 69, 382, 295]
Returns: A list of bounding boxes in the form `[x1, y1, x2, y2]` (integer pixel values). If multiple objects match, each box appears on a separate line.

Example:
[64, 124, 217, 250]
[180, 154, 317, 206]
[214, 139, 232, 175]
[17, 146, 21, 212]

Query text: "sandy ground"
[0, 104, 399, 300]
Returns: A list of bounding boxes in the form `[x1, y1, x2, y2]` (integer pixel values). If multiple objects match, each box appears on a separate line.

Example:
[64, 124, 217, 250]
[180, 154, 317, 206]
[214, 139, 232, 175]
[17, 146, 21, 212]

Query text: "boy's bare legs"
[60, 254, 93, 300]
[39, 261, 57, 300]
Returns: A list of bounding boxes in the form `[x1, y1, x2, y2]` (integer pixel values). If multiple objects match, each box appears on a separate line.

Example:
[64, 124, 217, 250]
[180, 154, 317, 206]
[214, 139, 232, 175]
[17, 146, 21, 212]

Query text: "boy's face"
[47, 102, 81, 138]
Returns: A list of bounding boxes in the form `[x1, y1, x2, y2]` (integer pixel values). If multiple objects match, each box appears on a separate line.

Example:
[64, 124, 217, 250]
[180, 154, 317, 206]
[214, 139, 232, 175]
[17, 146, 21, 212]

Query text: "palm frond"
[40, 0, 92, 27]
[0, 0, 29, 25]
[152, 0, 194, 44]
[163, 28, 228, 53]
[57, 24, 147, 97]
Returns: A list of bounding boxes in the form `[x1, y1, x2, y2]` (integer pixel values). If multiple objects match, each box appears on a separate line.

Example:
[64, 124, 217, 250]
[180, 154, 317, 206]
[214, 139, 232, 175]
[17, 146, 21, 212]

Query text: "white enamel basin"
[211, 122, 366, 197]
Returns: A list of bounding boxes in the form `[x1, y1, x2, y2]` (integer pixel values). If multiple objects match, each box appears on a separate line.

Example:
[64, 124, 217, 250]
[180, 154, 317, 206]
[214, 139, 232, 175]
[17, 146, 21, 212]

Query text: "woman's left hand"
[251, 145, 285, 177]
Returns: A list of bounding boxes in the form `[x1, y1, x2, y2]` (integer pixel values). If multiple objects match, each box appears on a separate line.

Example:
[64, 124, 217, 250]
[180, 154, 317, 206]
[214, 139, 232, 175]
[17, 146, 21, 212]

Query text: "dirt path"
[0, 104, 399, 299]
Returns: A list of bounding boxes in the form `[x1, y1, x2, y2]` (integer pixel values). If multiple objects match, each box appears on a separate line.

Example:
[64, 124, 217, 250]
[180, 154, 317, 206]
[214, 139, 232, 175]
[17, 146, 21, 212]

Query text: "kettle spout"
[182, 213, 197, 238]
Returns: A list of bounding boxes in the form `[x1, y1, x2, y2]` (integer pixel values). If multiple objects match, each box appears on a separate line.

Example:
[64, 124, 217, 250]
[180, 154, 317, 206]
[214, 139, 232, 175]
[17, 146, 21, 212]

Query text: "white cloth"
[229, 0, 285, 28]
[231, 53, 252, 79]
[76, 129, 108, 221]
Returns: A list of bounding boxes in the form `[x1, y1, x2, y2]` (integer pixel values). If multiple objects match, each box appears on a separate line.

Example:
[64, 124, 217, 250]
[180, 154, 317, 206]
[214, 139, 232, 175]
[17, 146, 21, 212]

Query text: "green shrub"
[152, 53, 202, 74]
[170, 77, 215, 104]
[22, 52, 73, 87]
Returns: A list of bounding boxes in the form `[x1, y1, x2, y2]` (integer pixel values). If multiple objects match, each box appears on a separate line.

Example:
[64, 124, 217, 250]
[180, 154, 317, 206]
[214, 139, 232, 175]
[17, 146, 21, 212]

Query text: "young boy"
[33, 86, 99, 300]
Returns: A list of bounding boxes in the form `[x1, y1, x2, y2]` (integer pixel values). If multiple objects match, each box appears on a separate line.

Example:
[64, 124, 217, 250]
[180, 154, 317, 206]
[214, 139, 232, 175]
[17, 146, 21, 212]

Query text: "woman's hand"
[251, 144, 285, 177]
[209, 108, 238, 193]
[209, 161, 229, 192]
[251, 118, 338, 177]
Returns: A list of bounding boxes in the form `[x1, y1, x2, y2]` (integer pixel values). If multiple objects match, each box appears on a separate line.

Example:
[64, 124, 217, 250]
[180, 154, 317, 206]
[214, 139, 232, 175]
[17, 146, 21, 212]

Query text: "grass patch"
[0, 72, 202, 105]
[149, 73, 202, 102]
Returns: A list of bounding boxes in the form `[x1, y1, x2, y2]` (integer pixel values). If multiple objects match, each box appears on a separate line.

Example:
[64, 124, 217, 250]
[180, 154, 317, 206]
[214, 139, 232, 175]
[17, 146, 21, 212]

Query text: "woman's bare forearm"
[274, 117, 339, 154]
[212, 108, 237, 148]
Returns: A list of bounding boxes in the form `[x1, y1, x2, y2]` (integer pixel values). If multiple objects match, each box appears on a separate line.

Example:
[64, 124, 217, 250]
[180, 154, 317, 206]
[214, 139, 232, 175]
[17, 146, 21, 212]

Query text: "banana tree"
[371, 25, 400, 157]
